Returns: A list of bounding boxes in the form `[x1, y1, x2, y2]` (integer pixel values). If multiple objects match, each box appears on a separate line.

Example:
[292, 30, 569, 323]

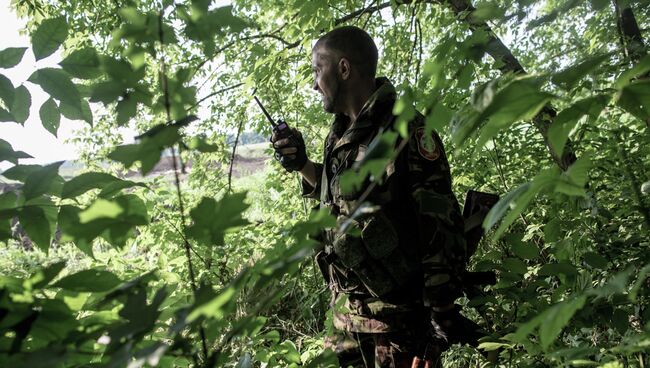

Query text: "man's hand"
[271, 127, 308, 172]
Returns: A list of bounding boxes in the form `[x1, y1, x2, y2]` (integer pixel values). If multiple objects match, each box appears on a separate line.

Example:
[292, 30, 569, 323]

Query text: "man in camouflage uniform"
[272, 26, 468, 367]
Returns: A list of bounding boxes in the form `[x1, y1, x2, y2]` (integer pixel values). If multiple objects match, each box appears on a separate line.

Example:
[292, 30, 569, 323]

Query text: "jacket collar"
[331, 77, 396, 152]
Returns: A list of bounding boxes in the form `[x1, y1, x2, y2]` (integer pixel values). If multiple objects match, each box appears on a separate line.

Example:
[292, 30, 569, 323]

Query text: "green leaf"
[98, 180, 147, 198]
[28, 261, 66, 289]
[475, 77, 554, 149]
[589, 0, 609, 10]
[18, 206, 52, 252]
[539, 295, 587, 349]
[539, 262, 578, 277]
[100, 56, 144, 87]
[53, 269, 122, 292]
[484, 168, 560, 240]
[279, 340, 301, 364]
[59, 48, 101, 79]
[511, 240, 539, 260]
[90, 80, 124, 104]
[59, 98, 93, 124]
[548, 95, 610, 156]
[78, 199, 124, 223]
[32, 17, 69, 61]
[28, 68, 81, 111]
[615, 54, 650, 88]
[544, 217, 562, 242]
[0, 138, 32, 164]
[62, 172, 137, 199]
[478, 341, 512, 351]
[108, 121, 187, 174]
[39, 98, 61, 136]
[211, 5, 249, 32]
[186, 193, 250, 245]
[10, 85, 31, 124]
[425, 100, 453, 132]
[107, 144, 144, 170]
[0, 73, 15, 106]
[0, 107, 13, 122]
[483, 183, 532, 231]
[22, 162, 64, 199]
[189, 284, 238, 322]
[526, 0, 581, 30]
[58, 195, 148, 251]
[1, 164, 40, 181]
[503, 258, 528, 274]
[616, 80, 650, 121]
[116, 94, 137, 125]
[551, 54, 609, 90]
[565, 153, 591, 187]
[0, 191, 17, 212]
[188, 136, 220, 152]
[583, 252, 608, 269]
[0, 47, 27, 68]
[554, 154, 592, 197]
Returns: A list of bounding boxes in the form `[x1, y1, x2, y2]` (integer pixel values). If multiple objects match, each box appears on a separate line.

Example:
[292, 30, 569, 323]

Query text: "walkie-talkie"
[253, 95, 291, 137]
[254, 96, 305, 172]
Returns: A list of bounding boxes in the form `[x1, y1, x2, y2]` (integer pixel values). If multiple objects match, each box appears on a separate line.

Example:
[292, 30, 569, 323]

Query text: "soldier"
[272, 26, 471, 367]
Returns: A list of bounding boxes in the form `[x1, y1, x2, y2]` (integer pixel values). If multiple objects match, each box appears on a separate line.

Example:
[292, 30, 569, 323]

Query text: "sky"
[0, 0, 87, 171]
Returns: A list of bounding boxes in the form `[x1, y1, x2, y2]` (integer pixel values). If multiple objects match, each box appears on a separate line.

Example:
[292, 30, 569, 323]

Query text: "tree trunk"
[612, 0, 647, 63]
[612, 0, 649, 129]
[441, 0, 577, 170]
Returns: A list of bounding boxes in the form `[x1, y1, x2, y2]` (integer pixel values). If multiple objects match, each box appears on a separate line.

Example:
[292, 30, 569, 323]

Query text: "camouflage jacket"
[303, 78, 467, 333]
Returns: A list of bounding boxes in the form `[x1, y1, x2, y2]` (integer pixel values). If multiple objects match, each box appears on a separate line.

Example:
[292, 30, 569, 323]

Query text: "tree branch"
[158, 10, 209, 363]
[440, 0, 576, 170]
[612, 0, 647, 63]
[228, 118, 244, 193]
[334, 1, 392, 25]
[188, 83, 244, 111]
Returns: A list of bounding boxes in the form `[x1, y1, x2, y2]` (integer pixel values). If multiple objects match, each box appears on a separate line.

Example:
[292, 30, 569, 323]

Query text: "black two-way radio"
[253, 96, 304, 171]
[253, 96, 292, 136]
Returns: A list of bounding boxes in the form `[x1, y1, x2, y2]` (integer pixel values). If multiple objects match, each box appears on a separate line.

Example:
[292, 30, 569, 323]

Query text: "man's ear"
[338, 57, 351, 80]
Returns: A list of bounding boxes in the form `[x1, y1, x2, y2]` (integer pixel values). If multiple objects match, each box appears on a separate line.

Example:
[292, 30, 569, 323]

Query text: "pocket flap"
[361, 212, 398, 259]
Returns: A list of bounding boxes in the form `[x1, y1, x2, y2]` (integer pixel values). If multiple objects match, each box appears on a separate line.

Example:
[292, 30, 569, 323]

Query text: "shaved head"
[313, 26, 378, 79]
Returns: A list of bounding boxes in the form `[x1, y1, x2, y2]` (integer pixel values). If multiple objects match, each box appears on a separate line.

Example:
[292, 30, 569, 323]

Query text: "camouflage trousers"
[324, 328, 445, 368]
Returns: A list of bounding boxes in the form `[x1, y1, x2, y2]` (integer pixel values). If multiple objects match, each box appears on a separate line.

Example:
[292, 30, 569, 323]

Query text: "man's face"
[311, 46, 341, 113]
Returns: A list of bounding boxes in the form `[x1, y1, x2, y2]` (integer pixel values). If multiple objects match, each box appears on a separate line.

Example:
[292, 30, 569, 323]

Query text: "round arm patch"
[416, 127, 441, 161]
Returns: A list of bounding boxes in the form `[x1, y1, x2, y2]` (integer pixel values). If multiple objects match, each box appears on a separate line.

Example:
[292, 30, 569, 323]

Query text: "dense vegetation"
[0, 0, 649, 366]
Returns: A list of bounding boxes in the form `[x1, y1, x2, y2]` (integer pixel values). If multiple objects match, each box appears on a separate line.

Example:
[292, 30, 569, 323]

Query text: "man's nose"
[312, 80, 319, 91]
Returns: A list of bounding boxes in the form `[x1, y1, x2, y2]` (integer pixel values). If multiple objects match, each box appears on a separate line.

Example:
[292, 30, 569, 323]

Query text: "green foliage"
[186, 193, 250, 245]
[31, 17, 69, 61]
[53, 268, 123, 291]
[0, 47, 27, 68]
[59, 48, 102, 80]
[1, 0, 649, 367]
[28, 68, 82, 117]
[38, 98, 61, 136]
[0, 138, 32, 164]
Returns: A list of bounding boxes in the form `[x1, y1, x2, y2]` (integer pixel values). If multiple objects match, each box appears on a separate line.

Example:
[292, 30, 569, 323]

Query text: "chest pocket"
[330, 147, 364, 203]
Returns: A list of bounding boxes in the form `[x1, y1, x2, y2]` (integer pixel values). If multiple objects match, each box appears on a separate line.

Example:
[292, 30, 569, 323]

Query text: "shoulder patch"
[415, 127, 440, 161]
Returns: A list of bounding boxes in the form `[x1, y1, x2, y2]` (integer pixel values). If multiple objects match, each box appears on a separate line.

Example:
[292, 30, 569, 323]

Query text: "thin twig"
[162, 216, 228, 283]
[228, 118, 245, 192]
[415, 18, 423, 85]
[157, 9, 209, 363]
[406, 7, 418, 84]
[188, 83, 244, 111]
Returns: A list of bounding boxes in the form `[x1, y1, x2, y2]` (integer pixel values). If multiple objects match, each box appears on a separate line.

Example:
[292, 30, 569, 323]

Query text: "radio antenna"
[253, 96, 277, 128]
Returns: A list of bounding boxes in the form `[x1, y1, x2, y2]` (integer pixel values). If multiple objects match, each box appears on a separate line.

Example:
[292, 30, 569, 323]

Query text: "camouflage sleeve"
[301, 162, 323, 199]
[405, 124, 467, 308]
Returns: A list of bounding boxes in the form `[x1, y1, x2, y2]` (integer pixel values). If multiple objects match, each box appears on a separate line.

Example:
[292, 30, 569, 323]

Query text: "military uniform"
[302, 78, 467, 367]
